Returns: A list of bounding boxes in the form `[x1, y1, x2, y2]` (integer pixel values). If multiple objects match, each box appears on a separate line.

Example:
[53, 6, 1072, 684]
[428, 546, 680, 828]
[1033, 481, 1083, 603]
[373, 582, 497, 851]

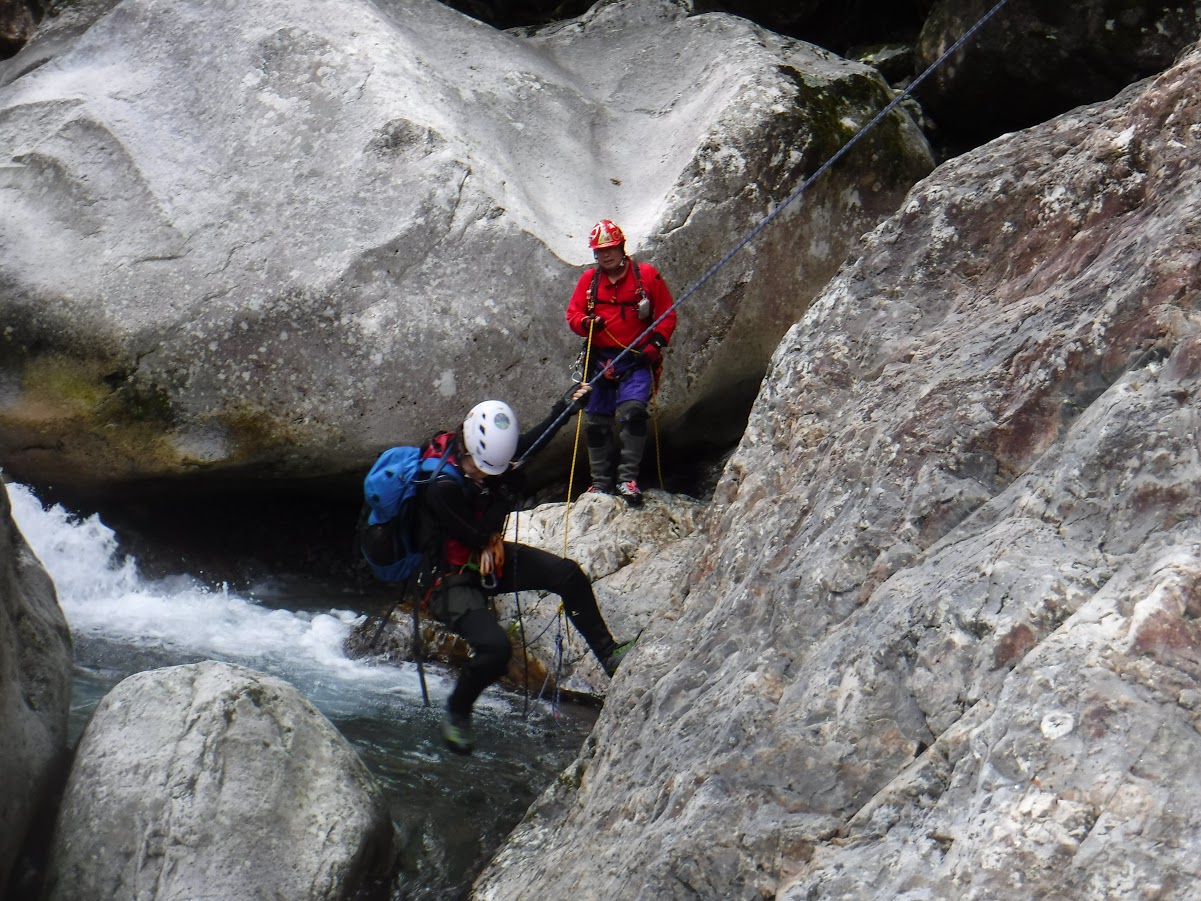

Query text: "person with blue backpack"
[365, 386, 637, 755]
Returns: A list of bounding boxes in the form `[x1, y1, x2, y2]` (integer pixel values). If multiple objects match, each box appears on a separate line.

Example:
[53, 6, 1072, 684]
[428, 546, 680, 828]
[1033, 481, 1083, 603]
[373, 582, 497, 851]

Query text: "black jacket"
[421, 397, 578, 563]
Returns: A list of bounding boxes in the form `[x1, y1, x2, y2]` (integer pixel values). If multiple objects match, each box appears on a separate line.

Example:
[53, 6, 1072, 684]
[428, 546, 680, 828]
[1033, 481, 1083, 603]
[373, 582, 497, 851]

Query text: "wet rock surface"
[0, 480, 72, 894]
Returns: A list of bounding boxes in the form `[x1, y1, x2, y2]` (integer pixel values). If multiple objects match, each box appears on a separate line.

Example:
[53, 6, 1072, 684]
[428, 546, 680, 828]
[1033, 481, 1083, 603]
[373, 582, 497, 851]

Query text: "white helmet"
[463, 400, 519, 475]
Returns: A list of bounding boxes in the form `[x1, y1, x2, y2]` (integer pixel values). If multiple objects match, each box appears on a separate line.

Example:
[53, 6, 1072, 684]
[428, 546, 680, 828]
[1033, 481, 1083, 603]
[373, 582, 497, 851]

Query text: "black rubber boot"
[616, 400, 648, 485]
[585, 413, 616, 492]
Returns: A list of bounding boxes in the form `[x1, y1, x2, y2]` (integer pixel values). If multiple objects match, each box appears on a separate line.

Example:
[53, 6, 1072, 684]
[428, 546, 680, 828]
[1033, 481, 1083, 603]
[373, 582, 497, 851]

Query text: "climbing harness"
[581, 258, 656, 369]
[517, 0, 1014, 468]
[587, 256, 652, 328]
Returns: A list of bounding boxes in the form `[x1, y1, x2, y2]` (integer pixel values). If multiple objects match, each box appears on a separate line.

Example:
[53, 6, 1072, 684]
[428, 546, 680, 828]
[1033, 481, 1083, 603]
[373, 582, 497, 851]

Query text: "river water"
[9, 482, 596, 900]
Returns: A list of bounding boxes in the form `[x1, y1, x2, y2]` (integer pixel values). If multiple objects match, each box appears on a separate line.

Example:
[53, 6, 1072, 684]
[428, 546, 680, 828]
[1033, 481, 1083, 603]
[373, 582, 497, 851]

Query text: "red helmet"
[588, 219, 625, 250]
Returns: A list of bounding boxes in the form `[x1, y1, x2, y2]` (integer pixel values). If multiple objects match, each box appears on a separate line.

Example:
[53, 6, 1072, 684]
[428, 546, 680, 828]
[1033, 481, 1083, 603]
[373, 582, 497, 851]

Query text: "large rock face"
[0, 478, 72, 892]
[0, 0, 931, 492]
[496, 489, 708, 690]
[417, 2, 1201, 151]
[43, 661, 393, 901]
[475, 41, 1201, 901]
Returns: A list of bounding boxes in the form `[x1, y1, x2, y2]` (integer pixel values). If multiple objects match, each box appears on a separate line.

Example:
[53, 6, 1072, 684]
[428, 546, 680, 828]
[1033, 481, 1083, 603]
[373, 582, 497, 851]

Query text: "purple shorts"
[585, 359, 653, 416]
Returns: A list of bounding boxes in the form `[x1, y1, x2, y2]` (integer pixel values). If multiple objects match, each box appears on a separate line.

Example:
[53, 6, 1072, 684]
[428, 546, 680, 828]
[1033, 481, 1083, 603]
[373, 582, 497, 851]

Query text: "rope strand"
[563, 316, 598, 553]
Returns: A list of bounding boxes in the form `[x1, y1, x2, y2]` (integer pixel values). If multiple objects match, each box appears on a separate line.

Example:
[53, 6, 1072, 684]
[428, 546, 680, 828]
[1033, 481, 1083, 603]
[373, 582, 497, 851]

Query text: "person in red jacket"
[565, 219, 677, 506]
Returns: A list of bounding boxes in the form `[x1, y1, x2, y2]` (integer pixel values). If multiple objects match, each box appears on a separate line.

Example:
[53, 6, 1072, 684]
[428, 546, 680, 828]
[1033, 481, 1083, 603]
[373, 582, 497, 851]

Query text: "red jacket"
[566, 259, 677, 351]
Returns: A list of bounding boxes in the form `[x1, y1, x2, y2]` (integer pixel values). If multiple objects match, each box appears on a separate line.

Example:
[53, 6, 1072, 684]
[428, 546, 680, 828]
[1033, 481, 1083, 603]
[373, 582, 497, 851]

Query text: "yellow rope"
[651, 391, 663, 490]
[557, 317, 597, 650]
[563, 317, 596, 557]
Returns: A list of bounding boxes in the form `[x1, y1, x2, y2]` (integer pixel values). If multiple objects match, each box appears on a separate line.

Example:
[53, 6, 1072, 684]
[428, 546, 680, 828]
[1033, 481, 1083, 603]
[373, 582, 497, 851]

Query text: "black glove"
[552, 384, 591, 415]
[583, 314, 606, 330]
[642, 332, 667, 367]
[568, 384, 592, 412]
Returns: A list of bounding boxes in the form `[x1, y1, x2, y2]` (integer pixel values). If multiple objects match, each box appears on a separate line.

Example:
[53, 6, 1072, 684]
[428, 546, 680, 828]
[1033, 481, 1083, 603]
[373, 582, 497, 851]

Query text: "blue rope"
[517, 0, 1012, 466]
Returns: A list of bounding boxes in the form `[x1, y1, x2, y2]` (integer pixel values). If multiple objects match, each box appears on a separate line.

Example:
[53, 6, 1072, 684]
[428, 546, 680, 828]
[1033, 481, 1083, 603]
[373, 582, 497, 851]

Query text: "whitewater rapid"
[6, 481, 444, 714]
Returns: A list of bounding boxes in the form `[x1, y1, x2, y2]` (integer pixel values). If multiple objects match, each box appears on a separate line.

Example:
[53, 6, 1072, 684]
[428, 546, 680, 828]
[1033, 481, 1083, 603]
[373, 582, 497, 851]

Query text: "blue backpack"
[360, 435, 461, 583]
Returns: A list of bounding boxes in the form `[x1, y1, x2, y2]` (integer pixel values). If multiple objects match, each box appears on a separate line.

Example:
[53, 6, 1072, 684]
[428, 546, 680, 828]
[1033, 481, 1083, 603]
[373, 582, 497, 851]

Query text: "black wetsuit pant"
[444, 542, 616, 718]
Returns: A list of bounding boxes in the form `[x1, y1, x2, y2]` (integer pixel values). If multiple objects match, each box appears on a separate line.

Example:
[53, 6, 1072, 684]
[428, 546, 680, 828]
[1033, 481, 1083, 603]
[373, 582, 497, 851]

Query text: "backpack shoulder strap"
[630, 256, 647, 298]
[418, 432, 462, 483]
[591, 259, 643, 306]
[588, 267, 600, 311]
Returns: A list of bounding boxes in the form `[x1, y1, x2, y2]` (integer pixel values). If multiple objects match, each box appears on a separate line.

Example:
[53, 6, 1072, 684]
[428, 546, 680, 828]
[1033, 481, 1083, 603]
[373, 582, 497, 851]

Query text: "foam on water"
[6, 481, 440, 711]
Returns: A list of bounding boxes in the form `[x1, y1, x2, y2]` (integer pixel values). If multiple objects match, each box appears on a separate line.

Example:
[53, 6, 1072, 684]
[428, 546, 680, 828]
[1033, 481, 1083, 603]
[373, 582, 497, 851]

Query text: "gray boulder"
[0, 0, 931, 491]
[495, 489, 708, 691]
[42, 661, 393, 901]
[0, 478, 72, 892]
[474, 39, 1201, 901]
